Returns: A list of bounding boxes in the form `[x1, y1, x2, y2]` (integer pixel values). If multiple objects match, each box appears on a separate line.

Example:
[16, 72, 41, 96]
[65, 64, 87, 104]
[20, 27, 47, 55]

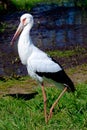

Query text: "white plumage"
[27, 51, 62, 82]
[11, 13, 62, 82]
[11, 13, 75, 123]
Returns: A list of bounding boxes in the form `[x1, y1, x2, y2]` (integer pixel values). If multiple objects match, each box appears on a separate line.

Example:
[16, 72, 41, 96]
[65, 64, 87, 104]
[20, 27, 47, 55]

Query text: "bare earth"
[0, 64, 87, 97]
[66, 65, 87, 85]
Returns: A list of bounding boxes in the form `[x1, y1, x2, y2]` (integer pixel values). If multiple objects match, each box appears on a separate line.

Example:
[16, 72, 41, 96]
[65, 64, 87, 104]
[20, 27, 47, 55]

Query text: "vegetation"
[0, 65, 87, 130]
[47, 50, 75, 58]
[1, 0, 87, 12]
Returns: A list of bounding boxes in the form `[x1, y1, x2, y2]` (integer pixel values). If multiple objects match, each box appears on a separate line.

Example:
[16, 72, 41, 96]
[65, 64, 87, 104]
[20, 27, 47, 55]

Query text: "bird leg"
[41, 83, 48, 123]
[48, 87, 67, 121]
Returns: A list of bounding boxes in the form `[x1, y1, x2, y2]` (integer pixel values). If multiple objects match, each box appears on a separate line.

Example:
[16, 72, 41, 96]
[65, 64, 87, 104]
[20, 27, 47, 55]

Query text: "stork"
[11, 13, 75, 123]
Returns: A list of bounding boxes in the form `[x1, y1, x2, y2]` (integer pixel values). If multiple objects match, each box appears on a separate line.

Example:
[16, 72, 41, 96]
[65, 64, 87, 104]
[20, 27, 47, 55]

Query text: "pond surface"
[30, 4, 87, 50]
[0, 4, 87, 76]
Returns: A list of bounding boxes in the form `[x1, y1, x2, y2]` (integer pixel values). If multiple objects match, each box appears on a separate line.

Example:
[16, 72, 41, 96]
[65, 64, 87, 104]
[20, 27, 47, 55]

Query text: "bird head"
[10, 13, 34, 45]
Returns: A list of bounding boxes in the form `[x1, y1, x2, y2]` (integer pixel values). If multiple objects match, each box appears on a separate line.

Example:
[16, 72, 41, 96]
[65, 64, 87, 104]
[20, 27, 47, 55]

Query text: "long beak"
[10, 23, 23, 46]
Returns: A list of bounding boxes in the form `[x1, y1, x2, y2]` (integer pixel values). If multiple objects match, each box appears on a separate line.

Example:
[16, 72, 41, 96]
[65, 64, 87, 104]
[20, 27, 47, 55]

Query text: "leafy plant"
[0, 75, 87, 129]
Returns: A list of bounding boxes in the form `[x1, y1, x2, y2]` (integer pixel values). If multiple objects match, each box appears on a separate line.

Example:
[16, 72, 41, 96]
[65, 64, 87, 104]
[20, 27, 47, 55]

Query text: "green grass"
[47, 50, 75, 58]
[47, 47, 86, 58]
[11, 0, 63, 11]
[1, 0, 87, 13]
[0, 0, 63, 12]
[0, 76, 87, 130]
[10, 0, 87, 10]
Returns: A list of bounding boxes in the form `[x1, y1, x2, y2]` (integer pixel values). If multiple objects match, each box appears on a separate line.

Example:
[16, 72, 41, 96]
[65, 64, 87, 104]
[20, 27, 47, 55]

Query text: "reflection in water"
[31, 7, 87, 49]
[0, 5, 87, 76]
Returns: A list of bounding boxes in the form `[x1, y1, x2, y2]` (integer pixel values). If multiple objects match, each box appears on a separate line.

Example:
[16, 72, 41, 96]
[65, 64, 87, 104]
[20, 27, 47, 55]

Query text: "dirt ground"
[66, 65, 87, 85]
[0, 64, 86, 97]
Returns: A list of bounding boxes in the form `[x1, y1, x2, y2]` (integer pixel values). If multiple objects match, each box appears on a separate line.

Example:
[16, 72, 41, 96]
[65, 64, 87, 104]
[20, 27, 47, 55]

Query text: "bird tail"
[64, 80, 75, 92]
[61, 70, 75, 92]
[51, 70, 75, 92]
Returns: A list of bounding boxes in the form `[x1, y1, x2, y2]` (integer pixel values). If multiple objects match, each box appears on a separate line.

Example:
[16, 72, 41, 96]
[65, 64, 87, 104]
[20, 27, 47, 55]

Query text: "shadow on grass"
[5, 92, 38, 100]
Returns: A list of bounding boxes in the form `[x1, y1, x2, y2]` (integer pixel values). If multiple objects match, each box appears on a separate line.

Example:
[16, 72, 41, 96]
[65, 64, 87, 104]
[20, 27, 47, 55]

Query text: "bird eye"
[23, 18, 26, 22]
[22, 18, 26, 24]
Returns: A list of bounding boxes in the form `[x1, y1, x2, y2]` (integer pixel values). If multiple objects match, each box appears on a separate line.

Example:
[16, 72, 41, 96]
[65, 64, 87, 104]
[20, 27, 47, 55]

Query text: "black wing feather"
[36, 57, 75, 92]
[36, 70, 75, 92]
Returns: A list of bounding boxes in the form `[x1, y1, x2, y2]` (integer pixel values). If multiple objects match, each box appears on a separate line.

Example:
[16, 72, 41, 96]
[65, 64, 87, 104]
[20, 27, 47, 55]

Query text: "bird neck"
[18, 24, 33, 65]
[19, 24, 32, 45]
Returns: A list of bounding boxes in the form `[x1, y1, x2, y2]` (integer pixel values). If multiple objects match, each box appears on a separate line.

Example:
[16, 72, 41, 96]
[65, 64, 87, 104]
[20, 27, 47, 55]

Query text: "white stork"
[11, 13, 75, 123]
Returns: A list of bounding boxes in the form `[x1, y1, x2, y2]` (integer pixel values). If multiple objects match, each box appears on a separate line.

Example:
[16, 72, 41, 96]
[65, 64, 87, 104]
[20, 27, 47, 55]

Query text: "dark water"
[31, 5, 87, 49]
[0, 4, 87, 76]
